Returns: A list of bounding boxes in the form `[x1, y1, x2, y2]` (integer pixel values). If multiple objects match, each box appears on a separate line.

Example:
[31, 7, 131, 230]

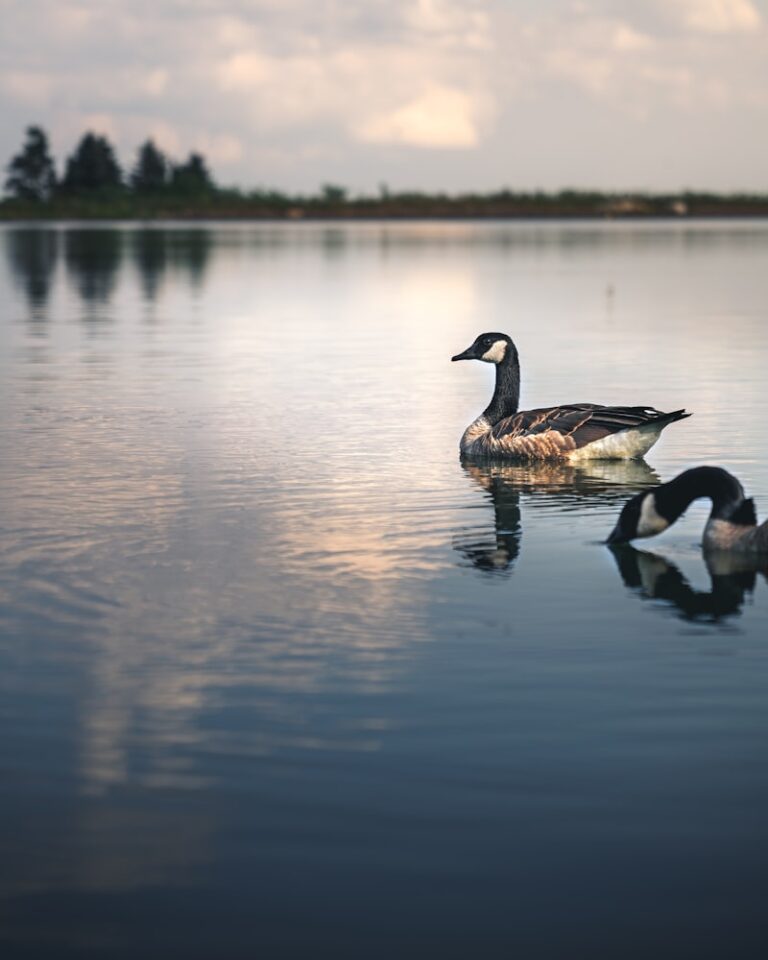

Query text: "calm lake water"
[1, 220, 768, 958]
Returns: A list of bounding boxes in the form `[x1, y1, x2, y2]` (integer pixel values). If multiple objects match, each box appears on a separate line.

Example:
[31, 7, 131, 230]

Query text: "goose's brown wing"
[490, 404, 689, 458]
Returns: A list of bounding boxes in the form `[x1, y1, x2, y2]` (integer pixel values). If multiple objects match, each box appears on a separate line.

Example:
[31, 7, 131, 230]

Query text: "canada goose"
[607, 466, 768, 553]
[452, 332, 690, 460]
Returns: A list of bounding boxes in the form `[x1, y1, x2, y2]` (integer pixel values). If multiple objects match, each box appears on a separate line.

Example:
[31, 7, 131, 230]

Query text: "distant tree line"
[4, 125, 215, 202]
[3, 124, 768, 219]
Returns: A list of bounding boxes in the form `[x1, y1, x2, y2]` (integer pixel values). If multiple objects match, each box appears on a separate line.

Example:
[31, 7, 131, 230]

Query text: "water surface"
[1, 220, 768, 958]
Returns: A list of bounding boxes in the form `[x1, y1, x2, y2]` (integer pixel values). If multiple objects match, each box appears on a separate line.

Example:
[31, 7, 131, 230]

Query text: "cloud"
[403, 0, 492, 49]
[522, 7, 766, 110]
[193, 132, 244, 164]
[669, 0, 761, 34]
[217, 52, 268, 91]
[143, 69, 169, 97]
[611, 24, 654, 51]
[355, 86, 482, 148]
[214, 28, 494, 148]
[1, 70, 52, 106]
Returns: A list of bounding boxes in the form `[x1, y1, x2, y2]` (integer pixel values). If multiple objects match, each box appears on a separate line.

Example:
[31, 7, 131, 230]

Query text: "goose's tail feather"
[643, 408, 692, 429]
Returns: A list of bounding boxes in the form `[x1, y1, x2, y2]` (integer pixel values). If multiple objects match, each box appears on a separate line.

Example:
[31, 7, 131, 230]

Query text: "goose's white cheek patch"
[481, 340, 507, 363]
[637, 494, 669, 538]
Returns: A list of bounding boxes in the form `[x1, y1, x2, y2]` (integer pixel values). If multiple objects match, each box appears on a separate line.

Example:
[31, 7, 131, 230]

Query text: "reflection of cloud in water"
[609, 545, 768, 624]
[0, 414, 422, 804]
[455, 458, 659, 575]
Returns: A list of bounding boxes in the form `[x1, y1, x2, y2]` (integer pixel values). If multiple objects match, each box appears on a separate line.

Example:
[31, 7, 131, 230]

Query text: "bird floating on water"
[607, 466, 768, 553]
[452, 332, 690, 461]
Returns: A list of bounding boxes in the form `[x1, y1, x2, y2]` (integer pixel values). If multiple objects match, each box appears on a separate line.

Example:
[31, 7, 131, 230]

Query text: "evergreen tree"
[170, 152, 214, 194]
[4, 126, 57, 201]
[321, 183, 347, 204]
[61, 132, 122, 193]
[130, 139, 168, 192]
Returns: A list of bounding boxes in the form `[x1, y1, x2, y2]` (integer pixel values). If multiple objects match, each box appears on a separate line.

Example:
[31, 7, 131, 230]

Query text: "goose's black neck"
[483, 343, 520, 425]
[654, 466, 755, 526]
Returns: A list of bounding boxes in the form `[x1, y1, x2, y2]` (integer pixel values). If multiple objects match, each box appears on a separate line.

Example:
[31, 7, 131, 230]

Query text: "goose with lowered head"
[452, 332, 690, 461]
[607, 466, 768, 553]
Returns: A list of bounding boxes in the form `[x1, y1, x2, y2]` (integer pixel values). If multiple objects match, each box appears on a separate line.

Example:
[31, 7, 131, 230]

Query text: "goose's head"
[607, 490, 670, 544]
[452, 332, 512, 365]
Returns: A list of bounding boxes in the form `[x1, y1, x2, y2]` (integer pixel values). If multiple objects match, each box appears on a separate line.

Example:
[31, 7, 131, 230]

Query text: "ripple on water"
[1, 221, 768, 958]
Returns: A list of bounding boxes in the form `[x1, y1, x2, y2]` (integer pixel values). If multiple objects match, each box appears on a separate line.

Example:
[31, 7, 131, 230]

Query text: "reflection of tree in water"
[455, 459, 659, 576]
[132, 227, 168, 302]
[609, 545, 768, 623]
[62, 228, 213, 312]
[4, 228, 58, 327]
[175, 228, 211, 290]
[64, 228, 122, 308]
[131, 228, 212, 302]
[320, 227, 349, 259]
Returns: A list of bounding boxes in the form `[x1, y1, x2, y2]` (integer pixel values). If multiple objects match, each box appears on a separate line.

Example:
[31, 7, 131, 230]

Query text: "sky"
[1, 0, 766, 194]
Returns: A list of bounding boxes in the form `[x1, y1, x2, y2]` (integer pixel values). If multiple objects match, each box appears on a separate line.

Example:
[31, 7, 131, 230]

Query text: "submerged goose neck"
[483, 346, 520, 425]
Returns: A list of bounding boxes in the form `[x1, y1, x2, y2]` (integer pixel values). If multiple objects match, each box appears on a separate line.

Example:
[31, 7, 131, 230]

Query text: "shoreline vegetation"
[4, 189, 768, 221]
[3, 125, 768, 221]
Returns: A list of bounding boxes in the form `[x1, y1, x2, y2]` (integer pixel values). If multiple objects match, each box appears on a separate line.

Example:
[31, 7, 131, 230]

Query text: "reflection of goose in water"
[455, 459, 659, 575]
[609, 544, 768, 623]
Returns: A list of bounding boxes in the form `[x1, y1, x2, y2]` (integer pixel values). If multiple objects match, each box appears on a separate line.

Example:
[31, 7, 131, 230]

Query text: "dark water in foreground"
[1, 221, 768, 958]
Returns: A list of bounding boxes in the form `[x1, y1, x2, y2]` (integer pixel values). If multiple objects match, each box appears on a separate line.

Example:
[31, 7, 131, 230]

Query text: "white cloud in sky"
[670, 0, 761, 34]
[403, 0, 492, 49]
[143, 69, 169, 97]
[1, 70, 53, 107]
[217, 53, 268, 91]
[197, 133, 245, 165]
[355, 86, 482, 148]
[611, 24, 655, 51]
[0, 0, 766, 192]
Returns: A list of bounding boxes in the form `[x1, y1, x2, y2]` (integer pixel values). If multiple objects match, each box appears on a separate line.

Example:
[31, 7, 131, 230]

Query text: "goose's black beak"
[451, 346, 475, 362]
